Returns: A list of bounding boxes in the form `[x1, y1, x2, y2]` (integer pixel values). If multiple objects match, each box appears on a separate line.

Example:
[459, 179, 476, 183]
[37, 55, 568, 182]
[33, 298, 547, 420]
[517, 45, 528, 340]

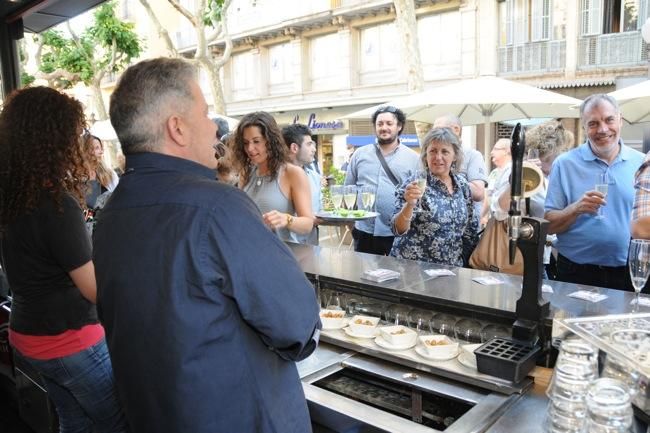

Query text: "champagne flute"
[329, 185, 344, 213]
[361, 185, 376, 212]
[628, 239, 650, 311]
[595, 172, 609, 219]
[412, 169, 428, 213]
[343, 185, 357, 210]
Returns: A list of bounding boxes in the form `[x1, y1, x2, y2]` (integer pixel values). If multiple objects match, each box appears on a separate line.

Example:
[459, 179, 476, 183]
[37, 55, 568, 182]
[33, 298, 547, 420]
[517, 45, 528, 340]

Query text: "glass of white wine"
[595, 172, 609, 219]
[343, 185, 357, 210]
[361, 185, 376, 212]
[330, 185, 344, 213]
[412, 169, 428, 213]
[629, 239, 650, 311]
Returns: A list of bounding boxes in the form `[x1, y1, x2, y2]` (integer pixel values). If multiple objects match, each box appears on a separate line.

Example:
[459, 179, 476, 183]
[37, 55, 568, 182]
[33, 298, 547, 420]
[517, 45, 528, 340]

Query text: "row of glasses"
[329, 185, 376, 213]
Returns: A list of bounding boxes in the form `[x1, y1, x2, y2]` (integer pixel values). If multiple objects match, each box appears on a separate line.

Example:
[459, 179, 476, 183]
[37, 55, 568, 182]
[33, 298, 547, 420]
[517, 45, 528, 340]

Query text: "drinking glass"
[595, 172, 609, 219]
[480, 324, 510, 342]
[361, 185, 376, 212]
[412, 169, 428, 213]
[343, 185, 357, 210]
[584, 378, 633, 433]
[429, 313, 456, 338]
[384, 304, 411, 326]
[329, 185, 344, 212]
[453, 318, 482, 344]
[408, 309, 433, 334]
[526, 148, 539, 161]
[628, 239, 650, 311]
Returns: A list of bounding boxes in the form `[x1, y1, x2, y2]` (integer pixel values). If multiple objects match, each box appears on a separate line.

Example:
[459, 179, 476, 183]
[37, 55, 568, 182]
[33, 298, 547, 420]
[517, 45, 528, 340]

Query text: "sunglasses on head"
[375, 105, 399, 114]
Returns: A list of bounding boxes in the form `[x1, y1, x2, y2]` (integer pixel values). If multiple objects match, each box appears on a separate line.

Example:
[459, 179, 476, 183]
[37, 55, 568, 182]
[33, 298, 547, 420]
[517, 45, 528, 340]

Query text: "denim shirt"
[390, 172, 479, 266]
[93, 152, 320, 433]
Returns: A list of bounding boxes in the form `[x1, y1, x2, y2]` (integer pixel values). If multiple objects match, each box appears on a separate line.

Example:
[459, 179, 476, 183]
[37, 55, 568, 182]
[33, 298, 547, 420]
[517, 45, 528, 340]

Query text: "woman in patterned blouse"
[390, 127, 479, 266]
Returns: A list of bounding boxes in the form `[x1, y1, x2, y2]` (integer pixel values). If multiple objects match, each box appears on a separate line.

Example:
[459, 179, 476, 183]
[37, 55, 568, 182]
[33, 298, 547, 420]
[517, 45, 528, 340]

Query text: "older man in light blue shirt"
[545, 94, 644, 291]
[345, 105, 420, 255]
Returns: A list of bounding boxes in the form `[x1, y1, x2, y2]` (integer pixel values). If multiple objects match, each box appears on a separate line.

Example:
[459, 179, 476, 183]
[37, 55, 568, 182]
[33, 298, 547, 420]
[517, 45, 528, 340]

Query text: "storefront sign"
[293, 113, 344, 130]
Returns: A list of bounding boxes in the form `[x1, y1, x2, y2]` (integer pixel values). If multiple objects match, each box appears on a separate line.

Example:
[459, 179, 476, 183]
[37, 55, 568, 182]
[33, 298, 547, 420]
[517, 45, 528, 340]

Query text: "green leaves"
[202, 0, 225, 27]
[37, 1, 142, 86]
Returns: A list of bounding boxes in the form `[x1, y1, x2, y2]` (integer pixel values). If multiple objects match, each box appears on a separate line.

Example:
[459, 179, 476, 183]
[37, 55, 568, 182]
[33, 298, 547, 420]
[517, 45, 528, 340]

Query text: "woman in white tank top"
[232, 111, 314, 241]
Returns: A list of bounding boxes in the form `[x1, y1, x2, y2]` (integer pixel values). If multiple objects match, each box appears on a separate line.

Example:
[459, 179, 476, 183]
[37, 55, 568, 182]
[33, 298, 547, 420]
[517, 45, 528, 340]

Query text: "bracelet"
[286, 213, 294, 227]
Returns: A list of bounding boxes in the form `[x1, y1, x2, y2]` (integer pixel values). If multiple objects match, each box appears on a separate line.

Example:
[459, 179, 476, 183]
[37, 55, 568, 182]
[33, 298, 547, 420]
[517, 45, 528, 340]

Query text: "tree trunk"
[90, 82, 108, 120]
[393, 0, 429, 144]
[201, 58, 226, 114]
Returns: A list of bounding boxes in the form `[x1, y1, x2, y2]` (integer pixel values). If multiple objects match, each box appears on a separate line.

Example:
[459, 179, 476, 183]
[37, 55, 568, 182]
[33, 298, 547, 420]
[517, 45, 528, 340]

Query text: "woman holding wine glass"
[390, 127, 478, 266]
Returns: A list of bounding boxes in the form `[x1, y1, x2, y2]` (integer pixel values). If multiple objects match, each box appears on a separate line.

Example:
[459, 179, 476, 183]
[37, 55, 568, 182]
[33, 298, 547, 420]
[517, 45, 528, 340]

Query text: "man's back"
[94, 153, 319, 433]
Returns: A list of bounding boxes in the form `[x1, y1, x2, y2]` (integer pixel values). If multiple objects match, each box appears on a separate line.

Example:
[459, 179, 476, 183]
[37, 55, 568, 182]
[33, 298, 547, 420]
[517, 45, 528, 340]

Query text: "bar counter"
[289, 243, 649, 433]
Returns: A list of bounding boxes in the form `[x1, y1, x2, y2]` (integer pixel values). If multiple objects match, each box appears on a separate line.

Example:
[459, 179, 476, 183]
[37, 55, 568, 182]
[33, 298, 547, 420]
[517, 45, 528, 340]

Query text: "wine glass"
[343, 185, 357, 210]
[329, 185, 344, 213]
[526, 148, 539, 161]
[628, 239, 650, 311]
[595, 172, 609, 219]
[361, 185, 376, 212]
[412, 169, 428, 213]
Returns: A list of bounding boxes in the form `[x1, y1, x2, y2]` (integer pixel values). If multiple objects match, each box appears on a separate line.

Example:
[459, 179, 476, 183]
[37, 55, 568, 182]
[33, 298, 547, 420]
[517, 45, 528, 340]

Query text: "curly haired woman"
[0, 87, 128, 433]
[82, 133, 119, 209]
[232, 111, 313, 242]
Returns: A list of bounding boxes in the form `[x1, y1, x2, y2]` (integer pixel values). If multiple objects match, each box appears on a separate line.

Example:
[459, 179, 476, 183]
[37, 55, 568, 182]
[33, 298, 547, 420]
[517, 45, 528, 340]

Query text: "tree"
[31, 2, 142, 119]
[393, 0, 429, 141]
[138, 0, 233, 114]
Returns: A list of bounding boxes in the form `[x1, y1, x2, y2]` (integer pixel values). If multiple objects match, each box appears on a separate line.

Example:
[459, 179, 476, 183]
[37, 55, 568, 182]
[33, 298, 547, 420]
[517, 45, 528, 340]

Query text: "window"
[310, 33, 340, 90]
[231, 52, 255, 100]
[268, 42, 292, 86]
[499, 0, 553, 44]
[581, 0, 650, 35]
[417, 12, 461, 78]
[360, 23, 397, 73]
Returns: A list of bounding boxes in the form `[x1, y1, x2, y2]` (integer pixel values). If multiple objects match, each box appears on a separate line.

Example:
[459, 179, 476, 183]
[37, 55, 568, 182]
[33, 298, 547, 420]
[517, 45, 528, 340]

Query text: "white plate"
[374, 336, 416, 351]
[322, 318, 348, 330]
[343, 326, 379, 339]
[458, 352, 477, 370]
[415, 345, 459, 361]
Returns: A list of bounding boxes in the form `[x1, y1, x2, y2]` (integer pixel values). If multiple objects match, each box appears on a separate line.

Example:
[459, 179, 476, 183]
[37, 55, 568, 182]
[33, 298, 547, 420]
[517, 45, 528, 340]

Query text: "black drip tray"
[475, 338, 540, 383]
[313, 368, 473, 431]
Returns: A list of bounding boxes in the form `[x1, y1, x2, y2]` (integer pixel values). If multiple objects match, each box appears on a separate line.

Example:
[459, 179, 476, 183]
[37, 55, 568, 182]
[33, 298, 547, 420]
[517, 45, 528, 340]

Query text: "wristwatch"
[286, 213, 294, 227]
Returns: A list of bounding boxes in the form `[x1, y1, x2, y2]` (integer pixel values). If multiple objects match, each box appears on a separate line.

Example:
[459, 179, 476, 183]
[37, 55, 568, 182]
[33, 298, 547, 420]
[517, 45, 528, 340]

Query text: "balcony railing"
[578, 31, 648, 69]
[498, 40, 566, 74]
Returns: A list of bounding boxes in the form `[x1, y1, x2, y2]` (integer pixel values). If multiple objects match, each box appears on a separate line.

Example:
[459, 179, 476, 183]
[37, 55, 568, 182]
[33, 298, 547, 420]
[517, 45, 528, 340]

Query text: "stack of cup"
[584, 378, 633, 432]
[545, 340, 598, 432]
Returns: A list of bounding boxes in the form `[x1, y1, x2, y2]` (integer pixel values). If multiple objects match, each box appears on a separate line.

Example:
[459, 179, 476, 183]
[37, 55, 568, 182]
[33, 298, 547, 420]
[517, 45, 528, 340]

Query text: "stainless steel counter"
[289, 243, 650, 323]
[289, 243, 650, 432]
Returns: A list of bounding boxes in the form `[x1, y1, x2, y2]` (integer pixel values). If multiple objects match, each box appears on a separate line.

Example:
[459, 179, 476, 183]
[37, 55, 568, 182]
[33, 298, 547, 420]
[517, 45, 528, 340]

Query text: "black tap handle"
[510, 123, 526, 201]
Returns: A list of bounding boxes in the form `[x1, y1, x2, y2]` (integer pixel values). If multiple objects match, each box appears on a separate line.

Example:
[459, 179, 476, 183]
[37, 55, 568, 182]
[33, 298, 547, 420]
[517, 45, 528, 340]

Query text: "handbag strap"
[374, 144, 400, 187]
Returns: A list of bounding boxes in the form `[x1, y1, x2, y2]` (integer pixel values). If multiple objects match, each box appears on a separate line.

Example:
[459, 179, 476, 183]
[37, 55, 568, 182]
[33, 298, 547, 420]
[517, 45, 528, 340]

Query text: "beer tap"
[508, 123, 550, 344]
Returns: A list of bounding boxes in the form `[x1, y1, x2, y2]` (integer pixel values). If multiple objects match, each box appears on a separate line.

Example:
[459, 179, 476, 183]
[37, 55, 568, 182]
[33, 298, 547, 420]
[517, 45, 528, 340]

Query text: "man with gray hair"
[544, 94, 644, 291]
[93, 57, 320, 433]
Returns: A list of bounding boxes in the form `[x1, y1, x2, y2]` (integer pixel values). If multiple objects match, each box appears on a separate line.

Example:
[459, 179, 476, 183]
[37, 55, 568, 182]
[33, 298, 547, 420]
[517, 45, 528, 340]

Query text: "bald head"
[433, 114, 462, 138]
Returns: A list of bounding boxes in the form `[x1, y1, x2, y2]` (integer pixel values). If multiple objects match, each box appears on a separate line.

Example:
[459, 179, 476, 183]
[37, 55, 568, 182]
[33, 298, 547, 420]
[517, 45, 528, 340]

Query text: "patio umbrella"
[90, 119, 118, 141]
[343, 76, 582, 156]
[608, 80, 650, 124]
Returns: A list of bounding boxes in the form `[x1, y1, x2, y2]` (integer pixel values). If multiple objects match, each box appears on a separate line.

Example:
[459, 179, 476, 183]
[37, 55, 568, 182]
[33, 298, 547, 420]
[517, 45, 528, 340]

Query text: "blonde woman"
[83, 133, 118, 209]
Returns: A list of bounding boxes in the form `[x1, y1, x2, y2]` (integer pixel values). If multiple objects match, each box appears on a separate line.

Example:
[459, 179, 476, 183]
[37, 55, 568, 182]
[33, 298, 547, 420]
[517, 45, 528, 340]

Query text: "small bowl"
[348, 315, 380, 336]
[419, 335, 459, 358]
[379, 325, 417, 346]
[319, 309, 346, 329]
